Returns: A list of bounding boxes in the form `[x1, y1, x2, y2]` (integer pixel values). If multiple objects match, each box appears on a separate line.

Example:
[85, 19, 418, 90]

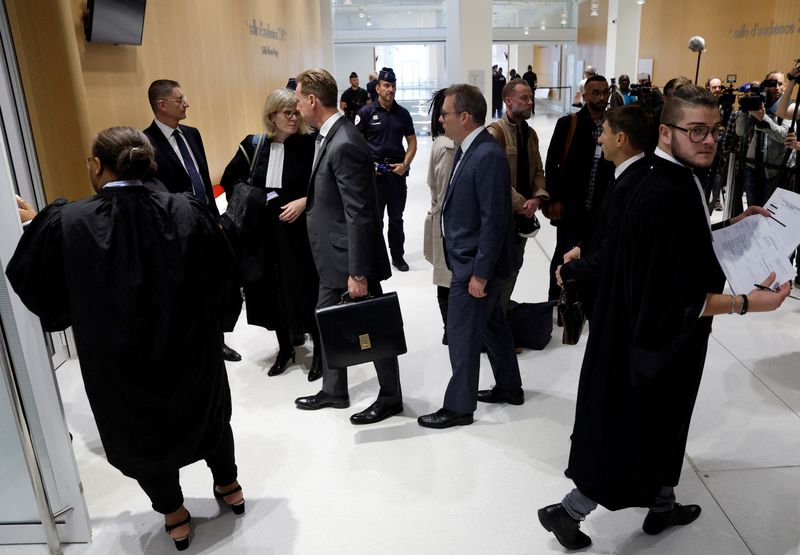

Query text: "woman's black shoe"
[268, 349, 295, 376]
[308, 349, 323, 382]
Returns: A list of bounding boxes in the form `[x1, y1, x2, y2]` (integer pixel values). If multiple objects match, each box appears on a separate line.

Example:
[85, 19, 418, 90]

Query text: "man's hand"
[563, 246, 581, 263]
[730, 205, 769, 225]
[278, 197, 307, 223]
[16, 196, 36, 223]
[389, 162, 407, 176]
[747, 272, 791, 312]
[555, 265, 564, 287]
[543, 201, 564, 221]
[750, 105, 766, 122]
[348, 275, 368, 299]
[517, 198, 540, 218]
[785, 132, 798, 151]
[788, 66, 800, 82]
[468, 275, 487, 298]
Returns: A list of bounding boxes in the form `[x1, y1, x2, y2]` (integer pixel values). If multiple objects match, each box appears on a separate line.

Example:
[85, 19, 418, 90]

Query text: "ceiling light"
[590, 0, 599, 16]
[637, 0, 645, 3]
[524, 26, 530, 35]
[540, 20, 546, 30]
[560, 10, 567, 25]
[366, 15, 372, 26]
[358, 7, 365, 18]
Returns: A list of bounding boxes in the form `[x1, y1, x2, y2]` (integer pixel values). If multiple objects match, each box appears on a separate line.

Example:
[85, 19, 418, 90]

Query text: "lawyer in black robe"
[565, 153, 725, 509]
[7, 187, 238, 483]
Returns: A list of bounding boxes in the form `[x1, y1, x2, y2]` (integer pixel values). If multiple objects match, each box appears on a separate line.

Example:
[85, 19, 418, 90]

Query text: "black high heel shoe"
[268, 349, 295, 376]
[214, 483, 245, 515]
[165, 512, 191, 551]
[307, 348, 322, 382]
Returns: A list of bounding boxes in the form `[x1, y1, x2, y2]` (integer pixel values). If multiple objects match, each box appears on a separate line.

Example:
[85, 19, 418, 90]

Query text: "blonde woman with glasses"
[221, 89, 321, 380]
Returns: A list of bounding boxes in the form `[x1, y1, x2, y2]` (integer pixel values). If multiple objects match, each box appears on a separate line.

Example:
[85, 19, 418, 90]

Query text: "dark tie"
[173, 129, 207, 204]
[313, 133, 324, 166]
[449, 146, 463, 182]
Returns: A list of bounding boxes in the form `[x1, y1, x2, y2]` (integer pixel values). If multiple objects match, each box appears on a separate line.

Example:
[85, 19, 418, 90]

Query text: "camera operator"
[775, 64, 799, 121]
[704, 76, 726, 210]
[610, 74, 634, 107]
[735, 71, 793, 207]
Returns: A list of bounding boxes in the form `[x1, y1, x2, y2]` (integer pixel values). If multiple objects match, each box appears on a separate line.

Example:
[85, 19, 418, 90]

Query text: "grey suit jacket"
[306, 116, 391, 288]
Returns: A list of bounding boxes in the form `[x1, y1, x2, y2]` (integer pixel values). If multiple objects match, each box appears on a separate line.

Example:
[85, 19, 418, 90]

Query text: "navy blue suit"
[440, 128, 520, 413]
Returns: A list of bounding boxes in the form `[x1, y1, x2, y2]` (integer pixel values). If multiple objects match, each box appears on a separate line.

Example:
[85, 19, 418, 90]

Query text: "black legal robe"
[6, 185, 238, 479]
[220, 133, 318, 332]
[566, 155, 726, 510]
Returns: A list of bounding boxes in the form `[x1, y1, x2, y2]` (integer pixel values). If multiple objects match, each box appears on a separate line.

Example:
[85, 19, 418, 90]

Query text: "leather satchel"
[316, 292, 407, 368]
[558, 282, 586, 345]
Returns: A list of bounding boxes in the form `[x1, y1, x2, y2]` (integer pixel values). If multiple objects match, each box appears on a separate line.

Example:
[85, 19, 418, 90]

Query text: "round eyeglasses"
[667, 124, 725, 143]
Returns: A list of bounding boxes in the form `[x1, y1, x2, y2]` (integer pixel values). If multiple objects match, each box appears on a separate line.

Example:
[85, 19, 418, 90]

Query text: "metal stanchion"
[0, 326, 62, 555]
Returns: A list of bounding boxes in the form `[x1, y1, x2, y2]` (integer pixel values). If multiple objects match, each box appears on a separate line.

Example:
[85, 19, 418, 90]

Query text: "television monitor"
[85, 0, 147, 45]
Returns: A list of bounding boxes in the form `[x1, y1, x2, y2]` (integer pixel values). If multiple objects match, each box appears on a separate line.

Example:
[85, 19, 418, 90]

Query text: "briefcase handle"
[339, 292, 375, 304]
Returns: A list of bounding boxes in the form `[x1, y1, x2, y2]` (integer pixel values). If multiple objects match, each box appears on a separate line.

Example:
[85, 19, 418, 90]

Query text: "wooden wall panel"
[8, 0, 323, 202]
[639, 0, 800, 87]
[575, 0, 608, 75]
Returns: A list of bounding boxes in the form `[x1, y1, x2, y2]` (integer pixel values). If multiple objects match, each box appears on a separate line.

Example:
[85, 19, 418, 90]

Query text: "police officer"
[340, 71, 368, 123]
[355, 67, 417, 271]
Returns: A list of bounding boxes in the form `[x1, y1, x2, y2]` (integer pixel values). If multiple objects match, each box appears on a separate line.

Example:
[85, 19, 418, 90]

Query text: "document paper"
[712, 188, 800, 294]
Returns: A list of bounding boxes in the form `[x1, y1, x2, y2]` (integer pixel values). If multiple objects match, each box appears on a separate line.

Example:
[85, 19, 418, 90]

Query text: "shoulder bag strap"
[559, 114, 578, 171]
[486, 121, 507, 150]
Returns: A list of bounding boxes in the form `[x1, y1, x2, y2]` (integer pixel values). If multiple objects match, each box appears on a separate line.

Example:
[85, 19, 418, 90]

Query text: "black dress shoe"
[537, 503, 592, 550]
[477, 387, 524, 405]
[392, 257, 409, 272]
[350, 401, 403, 425]
[222, 344, 242, 362]
[417, 408, 473, 429]
[268, 349, 295, 376]
[642, 503, 701, 535]
[295, 391, 350, 410]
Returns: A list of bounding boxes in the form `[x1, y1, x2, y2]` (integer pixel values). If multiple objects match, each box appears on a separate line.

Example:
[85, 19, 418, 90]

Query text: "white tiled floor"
[10, 104, 800, 554]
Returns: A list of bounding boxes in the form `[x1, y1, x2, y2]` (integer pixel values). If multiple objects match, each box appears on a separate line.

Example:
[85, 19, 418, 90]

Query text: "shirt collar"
[458, 125, 485, 154]
[318, 112, 342, 139]
[654, 146, 685, 168]
[102, 179, 142, 189]
[614, 152, 645, 178]
[154, 118, 178, 140]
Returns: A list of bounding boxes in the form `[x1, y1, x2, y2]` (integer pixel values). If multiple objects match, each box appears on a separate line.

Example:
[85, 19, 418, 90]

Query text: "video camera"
[739, 82, 768, 112]
[629, 83, 659, 112]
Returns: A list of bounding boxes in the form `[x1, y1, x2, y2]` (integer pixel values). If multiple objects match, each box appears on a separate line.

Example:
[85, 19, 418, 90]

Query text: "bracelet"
[739, 294, 749, 315]
[729, 294, 736, 314]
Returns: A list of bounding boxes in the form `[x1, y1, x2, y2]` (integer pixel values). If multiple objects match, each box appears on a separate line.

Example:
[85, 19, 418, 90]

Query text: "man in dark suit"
[143, 79, 241, 362]
[293, 68, 403, 425]
[417, 84, 522, 429]
[544, 75, 615, 302]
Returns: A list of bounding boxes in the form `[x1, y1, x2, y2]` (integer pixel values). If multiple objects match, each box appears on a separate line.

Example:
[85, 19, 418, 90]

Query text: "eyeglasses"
[587, 89, 611, 98]
[280, 110, 301, 120]
[162, 96, 188, 105]
[667, 124, 725, 143]
[440, 110, 466, 119]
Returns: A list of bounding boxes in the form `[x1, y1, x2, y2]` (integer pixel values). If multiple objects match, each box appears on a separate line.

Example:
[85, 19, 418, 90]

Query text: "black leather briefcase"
[315, 292, 407, 368]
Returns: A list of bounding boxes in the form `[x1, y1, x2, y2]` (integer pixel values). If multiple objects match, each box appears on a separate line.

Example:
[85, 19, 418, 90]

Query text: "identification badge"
[266, 191, 279, 203]
[594, 145, 602, 159]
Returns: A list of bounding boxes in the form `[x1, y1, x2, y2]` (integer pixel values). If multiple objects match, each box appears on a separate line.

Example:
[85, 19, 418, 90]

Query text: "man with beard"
[735, 71, 791, 207]
[543, 74, 615, 301]
[537, 85, 791, 551]
[487, 79, 549, 315]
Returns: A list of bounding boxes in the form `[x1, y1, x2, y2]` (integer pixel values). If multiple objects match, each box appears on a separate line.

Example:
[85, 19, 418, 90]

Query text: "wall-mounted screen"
[85, 0, 147, 46]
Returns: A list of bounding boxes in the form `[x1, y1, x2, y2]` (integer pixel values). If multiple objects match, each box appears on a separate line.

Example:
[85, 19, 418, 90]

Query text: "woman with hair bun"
[7, 126, 245, 552]
[221, 88, 320, 380]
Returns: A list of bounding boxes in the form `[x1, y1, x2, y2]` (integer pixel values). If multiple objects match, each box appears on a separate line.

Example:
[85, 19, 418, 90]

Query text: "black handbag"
[558, 282, 586, 345]
[315, 292, 407, 368]
[507, 300, 555, 350]
[224, 134, 265, 231]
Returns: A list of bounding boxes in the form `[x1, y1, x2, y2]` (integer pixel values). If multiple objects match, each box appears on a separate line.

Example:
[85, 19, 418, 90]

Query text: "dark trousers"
[137, 423, 237, 514]
[317, 280, 402, 403]
[743, 166, 778, 208]
[375, 172, 408, 259]
[549, 224, 582, 301]
[443, 273, 521, 414]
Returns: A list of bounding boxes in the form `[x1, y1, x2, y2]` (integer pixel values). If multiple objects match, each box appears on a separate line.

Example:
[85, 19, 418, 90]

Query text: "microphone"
[688, 36, 706, 53]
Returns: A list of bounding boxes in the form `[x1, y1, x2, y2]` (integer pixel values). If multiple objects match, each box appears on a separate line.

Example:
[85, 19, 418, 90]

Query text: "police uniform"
[355, 67, 415, 265]
[340, 71, 369, 123]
